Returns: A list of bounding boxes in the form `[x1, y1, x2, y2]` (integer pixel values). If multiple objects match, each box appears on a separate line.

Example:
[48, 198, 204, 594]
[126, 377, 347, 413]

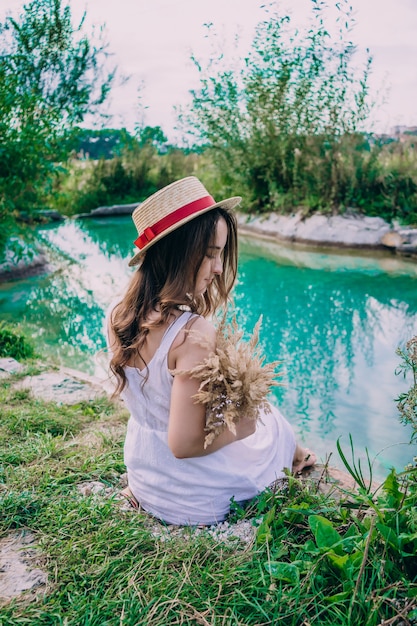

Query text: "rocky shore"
[236, 210, 417, 256]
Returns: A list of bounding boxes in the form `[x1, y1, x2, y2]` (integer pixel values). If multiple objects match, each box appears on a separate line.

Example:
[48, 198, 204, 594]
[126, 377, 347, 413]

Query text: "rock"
[237, 211, 416, 253]
[14, 370, 108, 405]
[0, 357, 25, 377]
[75, 203, 139, 219]
[381, 231, 405, 248]
[91, 203, 138, 216]
[0, 251, 50, 283]
[19, 210, 65, 223]
[397, 242, 417, 256]
[77, 481, 110, 496]
[396, 228, 417, 255]
[0, 531, 47, 604]
[37, 210, 65, 222]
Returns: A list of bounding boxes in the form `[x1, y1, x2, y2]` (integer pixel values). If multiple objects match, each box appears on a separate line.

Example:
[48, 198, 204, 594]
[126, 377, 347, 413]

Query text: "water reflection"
[0, 219, 135, 370]
[235, 239, 417, 477]
[0, 219, 416, 478]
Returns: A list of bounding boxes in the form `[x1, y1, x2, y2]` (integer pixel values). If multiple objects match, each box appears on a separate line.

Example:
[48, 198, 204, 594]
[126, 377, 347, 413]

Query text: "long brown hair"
[109, 207, 238, 393]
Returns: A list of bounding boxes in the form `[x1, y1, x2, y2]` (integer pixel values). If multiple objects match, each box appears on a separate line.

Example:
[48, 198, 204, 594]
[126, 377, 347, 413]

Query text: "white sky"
[3, 0, 417, 141]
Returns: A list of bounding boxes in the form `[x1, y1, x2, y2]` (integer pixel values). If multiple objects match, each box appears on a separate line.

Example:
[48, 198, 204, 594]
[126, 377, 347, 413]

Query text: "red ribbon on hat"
[134, 195, 215, 250]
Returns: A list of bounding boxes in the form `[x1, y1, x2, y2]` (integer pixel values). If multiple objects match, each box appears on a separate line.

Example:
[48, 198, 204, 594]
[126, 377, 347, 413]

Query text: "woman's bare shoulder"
[186, 315, 217, 336]
[169, 315, 216, 369]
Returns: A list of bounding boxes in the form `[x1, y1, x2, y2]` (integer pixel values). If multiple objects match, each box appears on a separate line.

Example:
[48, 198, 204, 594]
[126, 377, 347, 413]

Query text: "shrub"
[0, 322, 35, 360]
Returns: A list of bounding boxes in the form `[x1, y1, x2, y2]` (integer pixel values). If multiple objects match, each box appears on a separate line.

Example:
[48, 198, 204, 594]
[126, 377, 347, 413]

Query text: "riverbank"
[236, 210, 417, 257]
[1, 356, 415, 623]
[1, 206, 417, 282]
[0, 354, 378, 607]
[79, 202, 417, 255]
[0, 355, 367, 494]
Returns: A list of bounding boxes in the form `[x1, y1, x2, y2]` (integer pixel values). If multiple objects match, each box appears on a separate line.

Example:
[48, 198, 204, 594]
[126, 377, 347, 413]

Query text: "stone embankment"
[237, 211, 417, 256]
[84, 203, 417, 255]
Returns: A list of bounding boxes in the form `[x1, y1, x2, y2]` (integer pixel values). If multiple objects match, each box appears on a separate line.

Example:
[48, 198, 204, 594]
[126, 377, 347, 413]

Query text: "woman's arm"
[168, 317, 256, 458]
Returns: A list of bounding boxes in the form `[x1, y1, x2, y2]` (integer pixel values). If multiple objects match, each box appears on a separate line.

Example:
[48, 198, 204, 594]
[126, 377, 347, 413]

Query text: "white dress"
[119, 311, 296, 526]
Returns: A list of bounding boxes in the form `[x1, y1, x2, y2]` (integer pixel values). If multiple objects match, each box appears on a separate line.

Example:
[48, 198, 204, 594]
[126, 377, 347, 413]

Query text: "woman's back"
[108, 176, 314, 526]
[121, 311, 297, 526]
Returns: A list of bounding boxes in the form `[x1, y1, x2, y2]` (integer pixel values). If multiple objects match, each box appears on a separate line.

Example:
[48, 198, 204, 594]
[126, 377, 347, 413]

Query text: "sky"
[2, 0, 417, 141]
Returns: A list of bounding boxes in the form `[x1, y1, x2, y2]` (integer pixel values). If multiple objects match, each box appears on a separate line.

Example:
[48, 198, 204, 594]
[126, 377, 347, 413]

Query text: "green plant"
[0, 0, 115, 257]
[336, 434, 374, 493]
[185, 1, 374, 212]
[182, 2, 417, 221]
[48, 137, 201, 216]
[0, 322, 35, 359]
[396, 335, 417, 439]
[1, 351, 417, 625]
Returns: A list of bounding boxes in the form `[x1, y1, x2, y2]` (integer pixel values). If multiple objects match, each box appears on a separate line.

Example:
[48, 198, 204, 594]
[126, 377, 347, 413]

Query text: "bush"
[183, 2, 417, 220]
[0, 323, 35, 360]
[0, 0, 114, 258]
[49, 140, 201, 215]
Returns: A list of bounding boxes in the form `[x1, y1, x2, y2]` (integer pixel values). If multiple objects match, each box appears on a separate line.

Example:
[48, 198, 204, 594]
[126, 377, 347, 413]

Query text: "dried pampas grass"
[172, 316, 284, 448]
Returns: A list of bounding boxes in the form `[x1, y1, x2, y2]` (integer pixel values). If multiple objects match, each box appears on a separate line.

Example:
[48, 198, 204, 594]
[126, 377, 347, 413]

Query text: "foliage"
[137, 125, 168, 152]
[396, 335, 417, 440]
[251, 468, 417, 623]
[0, 322, 35, 360]
[48, 137, 201, 215]
[0, 0, 114, 257]
[184, 1, 417, 221]
[336, 434, 374, 493]
[66, 128, 134, 160]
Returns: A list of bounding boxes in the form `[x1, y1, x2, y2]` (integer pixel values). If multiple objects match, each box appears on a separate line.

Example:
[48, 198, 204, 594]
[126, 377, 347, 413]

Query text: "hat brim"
[128, 196, 242, 267]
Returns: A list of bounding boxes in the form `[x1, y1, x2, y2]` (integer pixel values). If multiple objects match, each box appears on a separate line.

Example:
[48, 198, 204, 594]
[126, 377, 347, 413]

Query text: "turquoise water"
[1, 216, 417, 479]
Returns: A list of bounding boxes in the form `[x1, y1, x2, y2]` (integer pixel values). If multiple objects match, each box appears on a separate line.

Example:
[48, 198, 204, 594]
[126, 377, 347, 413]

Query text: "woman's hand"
[168, 317, 256, 458]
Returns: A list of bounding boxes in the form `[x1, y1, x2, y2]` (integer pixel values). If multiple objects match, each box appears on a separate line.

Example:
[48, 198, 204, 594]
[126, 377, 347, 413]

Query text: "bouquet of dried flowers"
[172, 315, 283, 448]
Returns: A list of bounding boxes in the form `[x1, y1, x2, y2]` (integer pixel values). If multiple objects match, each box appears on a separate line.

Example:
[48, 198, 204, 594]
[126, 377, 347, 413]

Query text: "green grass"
[1, 365, 416, 626]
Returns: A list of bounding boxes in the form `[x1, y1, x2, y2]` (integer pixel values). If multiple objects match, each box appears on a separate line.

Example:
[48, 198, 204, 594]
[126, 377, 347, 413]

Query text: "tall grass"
[49, 144, 201, 216]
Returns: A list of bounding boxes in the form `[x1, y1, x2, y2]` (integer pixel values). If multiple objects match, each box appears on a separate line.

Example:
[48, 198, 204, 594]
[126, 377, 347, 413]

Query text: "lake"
[1, 216, 416, 480]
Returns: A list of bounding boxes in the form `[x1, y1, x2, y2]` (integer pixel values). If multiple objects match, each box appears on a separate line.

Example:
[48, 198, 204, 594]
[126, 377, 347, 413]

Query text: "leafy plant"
[0, 0, 115, 257]
[183, 1, 417, 221]
[1, 352, 417, 624]
[396, 335, 417, 440]
[0, 322, 35, 359]
[336, 434, 374, 493]
[185, 1, 374, 211]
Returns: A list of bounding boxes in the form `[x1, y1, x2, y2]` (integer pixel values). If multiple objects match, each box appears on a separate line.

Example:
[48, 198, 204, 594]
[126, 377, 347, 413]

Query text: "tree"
[0, 0, 115, 257]
[184, 0, 374, 213]
[67, 128, 136, 160]
[137, 125, 168, 153]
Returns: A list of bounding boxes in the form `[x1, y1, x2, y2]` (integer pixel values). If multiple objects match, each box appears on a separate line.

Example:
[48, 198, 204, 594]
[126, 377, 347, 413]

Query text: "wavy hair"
[109, 207, 238, 393]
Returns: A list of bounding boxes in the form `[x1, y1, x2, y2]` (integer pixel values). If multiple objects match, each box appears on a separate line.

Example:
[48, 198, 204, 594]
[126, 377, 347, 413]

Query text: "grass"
[1, 364, 416, 626]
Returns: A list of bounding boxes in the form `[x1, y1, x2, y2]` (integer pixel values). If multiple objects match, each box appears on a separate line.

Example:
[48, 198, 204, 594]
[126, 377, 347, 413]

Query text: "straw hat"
[128, 176, 242, 266]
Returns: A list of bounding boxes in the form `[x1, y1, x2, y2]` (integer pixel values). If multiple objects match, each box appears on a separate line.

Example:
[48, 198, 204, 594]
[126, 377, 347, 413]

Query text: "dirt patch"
[0, 530, 47, 605]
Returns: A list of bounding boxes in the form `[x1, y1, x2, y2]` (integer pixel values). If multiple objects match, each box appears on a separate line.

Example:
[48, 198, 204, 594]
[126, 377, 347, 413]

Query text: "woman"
[108, 176, 315, 526]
